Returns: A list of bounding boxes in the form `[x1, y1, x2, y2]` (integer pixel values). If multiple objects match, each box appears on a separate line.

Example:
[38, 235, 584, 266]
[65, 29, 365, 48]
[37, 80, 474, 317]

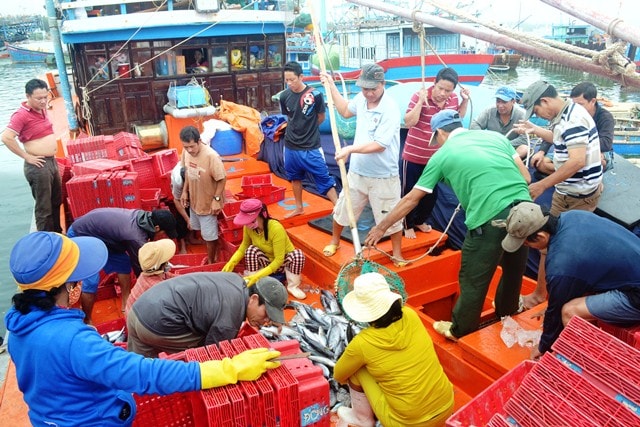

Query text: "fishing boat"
[5, 42, 55, 64]
[486, 45, 522, 70]
[3, 1, 640, 425]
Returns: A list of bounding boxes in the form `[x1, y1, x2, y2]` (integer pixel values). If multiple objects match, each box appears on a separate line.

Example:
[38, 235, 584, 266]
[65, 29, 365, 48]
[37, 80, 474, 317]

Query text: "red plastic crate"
[108, 132, 147, 161]
[133, 350, 195, 427]
[219, 222, 244, 244]
[222, 199, 243, 219]
[244, 335, 301, 427]
[228, 338, 262, 427]
[236, 186, 285, 205]
[209, 343, 248, 427]
[72, 158, 130, 176]
[532, 353, 640, 426]
[234, 338, 277, 427]
[140, 188, 161, 211]
[158, 172, 173, 200]
[66, 135, 109, 164]
[129, 157, 158, 190]
[552, 316, 640, 406]
[185, 346, 233, 427]
[151, 149, 179, 175]
[169, 253, 207, 269]
[241, 174, 274, 197]
[284, 358, 330, 427]
[112, 171, 142, 209]
[487, 413, 513, 427]
[506, 369, 595, 427]
[95, 317, 126, 336]
[446, 360, 535, 427]
[173, 262, 230, 275]
[597, 320, 640, 350]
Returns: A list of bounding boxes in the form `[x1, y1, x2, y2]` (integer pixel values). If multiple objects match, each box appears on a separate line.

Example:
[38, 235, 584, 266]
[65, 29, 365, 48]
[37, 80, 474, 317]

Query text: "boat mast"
[342, 0, 640, 88]
[540, 0, 640, 48]
[45, 0, 78, 133]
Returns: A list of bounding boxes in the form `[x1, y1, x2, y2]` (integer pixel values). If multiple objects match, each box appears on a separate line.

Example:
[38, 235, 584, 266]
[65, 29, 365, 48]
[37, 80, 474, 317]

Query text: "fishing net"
[335, 257, 407, 322]
[336, 115, 356, 140]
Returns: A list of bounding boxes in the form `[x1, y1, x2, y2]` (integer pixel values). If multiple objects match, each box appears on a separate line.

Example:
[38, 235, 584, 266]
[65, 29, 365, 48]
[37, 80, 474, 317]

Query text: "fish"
[101, 327, 125, 343]
[320, 289, 341, 314]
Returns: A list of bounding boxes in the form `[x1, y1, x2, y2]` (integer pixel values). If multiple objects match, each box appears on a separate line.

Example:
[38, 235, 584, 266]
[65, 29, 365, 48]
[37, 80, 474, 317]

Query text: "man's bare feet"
[284, 209, 304, 219]
[404, 228, 417, 239]
[521, 293, 547, 310]
[416, 223, 432, 233]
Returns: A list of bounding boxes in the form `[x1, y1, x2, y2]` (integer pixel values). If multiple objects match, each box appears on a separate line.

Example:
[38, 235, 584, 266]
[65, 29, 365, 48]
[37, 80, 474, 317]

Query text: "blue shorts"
[67, 226, 131, 294]
[284, 147, 336, 195]
[586, 290, 640, 325]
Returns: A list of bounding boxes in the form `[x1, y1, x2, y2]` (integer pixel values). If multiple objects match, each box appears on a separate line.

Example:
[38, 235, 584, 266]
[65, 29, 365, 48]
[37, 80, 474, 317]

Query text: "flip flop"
[323, 244, 339, 257]
[393, 260, 408, 268]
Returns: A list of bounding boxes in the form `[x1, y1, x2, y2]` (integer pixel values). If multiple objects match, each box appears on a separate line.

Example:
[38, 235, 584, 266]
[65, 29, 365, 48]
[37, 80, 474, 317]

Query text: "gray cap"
[356, 63, 385, 89]
[255, 277, 288, 324]
[520, 80, 551, 120]
[500, 202, 549, 252]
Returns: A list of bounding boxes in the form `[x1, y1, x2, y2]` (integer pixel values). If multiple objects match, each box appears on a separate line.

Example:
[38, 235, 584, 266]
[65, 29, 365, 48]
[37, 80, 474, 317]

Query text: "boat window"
[183, 37, 208, 46]
[231, 46, 247, 71]
[132, 41, 150, 49]
[210, 46, 229, 73]
[107, 43, 131, 78]
[249, 44, 266, 70]
[131, 48, 151, 78]
[185, 48, 210, 74]
[267, 43, 283, 68]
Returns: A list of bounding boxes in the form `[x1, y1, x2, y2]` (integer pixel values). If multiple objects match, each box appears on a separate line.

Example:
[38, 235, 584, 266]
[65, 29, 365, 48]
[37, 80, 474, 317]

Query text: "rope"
[368, 203, 462, 266]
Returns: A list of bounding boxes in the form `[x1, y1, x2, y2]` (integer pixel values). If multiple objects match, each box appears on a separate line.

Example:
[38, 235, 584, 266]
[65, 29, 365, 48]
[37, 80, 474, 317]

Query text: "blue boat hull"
[6, 44, 55, 64]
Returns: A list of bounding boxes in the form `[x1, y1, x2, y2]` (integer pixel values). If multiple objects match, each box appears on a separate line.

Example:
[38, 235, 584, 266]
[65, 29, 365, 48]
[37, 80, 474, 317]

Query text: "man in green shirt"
[365, 110, 532, 340]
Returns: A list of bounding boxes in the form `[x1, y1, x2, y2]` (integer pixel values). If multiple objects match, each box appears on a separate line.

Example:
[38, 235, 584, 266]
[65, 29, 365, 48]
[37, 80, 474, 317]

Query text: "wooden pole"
[342, 0, 640, 88]
[307, 0, 362, 255]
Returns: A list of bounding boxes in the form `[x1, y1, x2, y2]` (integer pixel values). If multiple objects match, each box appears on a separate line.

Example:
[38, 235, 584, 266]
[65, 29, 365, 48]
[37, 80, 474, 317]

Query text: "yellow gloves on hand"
[232, 348, 281, 381]
[221, 262, 234, 273]
[198, 347, 281, 389]
[243, 273, 260, 287]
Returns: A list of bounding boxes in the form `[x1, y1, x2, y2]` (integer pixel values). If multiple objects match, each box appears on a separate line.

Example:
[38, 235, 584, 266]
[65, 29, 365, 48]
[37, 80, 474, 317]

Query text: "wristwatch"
[213, 195, 221, 202]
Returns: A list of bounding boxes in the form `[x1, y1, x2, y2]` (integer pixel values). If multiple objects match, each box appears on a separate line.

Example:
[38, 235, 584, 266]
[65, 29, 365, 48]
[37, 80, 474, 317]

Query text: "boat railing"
[57, 0, 291, 20]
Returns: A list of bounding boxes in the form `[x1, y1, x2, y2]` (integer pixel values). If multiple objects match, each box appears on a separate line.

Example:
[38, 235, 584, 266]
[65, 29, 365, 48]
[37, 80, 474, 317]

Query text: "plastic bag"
[500, 316, 542, 349]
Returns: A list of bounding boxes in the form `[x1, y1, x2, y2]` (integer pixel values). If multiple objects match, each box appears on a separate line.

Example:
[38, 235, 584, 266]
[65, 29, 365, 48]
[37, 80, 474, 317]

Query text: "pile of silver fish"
[259, 290, 364, 412]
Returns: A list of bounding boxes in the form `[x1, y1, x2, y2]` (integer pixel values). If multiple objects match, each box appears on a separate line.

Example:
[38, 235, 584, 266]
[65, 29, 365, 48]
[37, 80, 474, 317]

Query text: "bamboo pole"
[342, 0, 640, 88]
[307, 0, 362, 255]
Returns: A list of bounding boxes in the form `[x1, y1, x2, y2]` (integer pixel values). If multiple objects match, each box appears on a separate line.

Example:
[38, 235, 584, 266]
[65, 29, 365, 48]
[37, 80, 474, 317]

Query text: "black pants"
[24, 157, 62, 232]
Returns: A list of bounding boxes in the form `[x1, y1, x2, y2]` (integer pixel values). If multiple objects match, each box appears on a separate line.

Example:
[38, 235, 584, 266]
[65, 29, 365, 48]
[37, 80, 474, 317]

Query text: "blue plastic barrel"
[211, 129, 242, 155]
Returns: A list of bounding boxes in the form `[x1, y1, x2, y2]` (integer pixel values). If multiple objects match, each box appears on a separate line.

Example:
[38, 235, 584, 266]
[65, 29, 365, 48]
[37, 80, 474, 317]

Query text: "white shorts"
[189, 212, 219, 241]
[333, 171, 403, 235]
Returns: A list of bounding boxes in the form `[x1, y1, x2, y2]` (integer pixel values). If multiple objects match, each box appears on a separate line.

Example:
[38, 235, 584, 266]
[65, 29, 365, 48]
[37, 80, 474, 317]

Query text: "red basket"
[169, 253, 208, 269]
[228, 338, 262, 427]
[140, 188, 161, 211]
[236, 186, 285, 205]
[109, 132, 147, 161]
[129, 157, 158, 190]
[151, 149, 179, 175]
[173, 262, 236, 275]
[552, 316, 640, 406]
[597, 320, 640, 350]
[446, 360, 535, 427]
[219, 222, 244, 244]
[241, 174, 274, 197]
[283, 358, 330, 427]
[210, 343, 248, 427]
[72, 158, 130, 176]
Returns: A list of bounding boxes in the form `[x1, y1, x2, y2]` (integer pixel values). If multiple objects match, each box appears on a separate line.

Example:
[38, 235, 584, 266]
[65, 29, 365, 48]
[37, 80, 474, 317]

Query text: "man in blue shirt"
[499, 202, 640, 360]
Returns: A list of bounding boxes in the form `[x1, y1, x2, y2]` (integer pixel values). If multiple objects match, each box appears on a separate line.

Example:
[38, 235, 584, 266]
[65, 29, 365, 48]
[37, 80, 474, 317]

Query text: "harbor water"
[1, 58, 640, 339]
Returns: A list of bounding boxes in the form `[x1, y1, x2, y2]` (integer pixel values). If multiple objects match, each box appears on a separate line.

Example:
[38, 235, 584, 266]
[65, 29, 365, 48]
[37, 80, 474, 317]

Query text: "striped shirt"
[402, 87, 459, 165]
[551, 101, 602, 196]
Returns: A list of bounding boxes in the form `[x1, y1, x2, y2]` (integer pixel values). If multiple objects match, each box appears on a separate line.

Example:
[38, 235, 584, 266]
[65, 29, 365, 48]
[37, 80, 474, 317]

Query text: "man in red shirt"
[2, 78, 61, 232]
[401, 68, 469, 239]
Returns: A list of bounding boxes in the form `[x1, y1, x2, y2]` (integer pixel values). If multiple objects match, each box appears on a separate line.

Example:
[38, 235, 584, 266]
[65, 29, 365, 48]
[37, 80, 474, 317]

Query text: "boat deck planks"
[596, 153, 640, 229]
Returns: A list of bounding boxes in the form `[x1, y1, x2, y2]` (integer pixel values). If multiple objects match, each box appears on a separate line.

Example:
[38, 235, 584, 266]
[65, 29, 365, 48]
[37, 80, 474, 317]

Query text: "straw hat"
[341, 272, 402, 323]
[139, 239, 176, 275]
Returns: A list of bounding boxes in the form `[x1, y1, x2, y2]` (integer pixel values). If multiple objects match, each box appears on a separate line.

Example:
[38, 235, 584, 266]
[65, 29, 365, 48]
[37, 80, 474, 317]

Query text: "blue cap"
[495, 86, 517, 101]
[429, 110, 462, 146]
[10, 232, 107, 290]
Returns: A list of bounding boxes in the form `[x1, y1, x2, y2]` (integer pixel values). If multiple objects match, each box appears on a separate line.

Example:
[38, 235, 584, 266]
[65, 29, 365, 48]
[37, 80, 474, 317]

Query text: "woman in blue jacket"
[5, 231, 280, 426]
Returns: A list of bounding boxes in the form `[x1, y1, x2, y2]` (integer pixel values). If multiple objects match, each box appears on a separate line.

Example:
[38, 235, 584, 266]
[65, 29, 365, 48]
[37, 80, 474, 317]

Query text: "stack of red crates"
[108, 132, 147, 161]
[132, 335, 330, 427]
[446, 316, 640, 426]
[597, 320, 640, 350]
[237, 174, 285, 205]
[66, 135, 111, 164]
[218, 197, 244, 244]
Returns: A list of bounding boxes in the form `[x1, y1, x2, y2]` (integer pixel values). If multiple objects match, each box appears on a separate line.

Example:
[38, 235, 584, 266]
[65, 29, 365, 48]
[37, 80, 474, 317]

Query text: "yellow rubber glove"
[198, 348, 281, 389]
[232, 348, 281, 381]
[243, 273, 260, 287]
[221, 261, 234, 273]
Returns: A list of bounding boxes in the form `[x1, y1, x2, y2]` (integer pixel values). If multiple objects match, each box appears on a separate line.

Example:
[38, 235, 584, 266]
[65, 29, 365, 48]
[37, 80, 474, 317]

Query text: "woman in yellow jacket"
[334, 272, 454, 426]
[222, 198, 306, 299]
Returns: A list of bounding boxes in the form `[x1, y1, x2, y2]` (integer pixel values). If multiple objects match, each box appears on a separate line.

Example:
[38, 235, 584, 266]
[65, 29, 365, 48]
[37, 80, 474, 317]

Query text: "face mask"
[67, 282, 82, 306]
[248, 219, 259, 230]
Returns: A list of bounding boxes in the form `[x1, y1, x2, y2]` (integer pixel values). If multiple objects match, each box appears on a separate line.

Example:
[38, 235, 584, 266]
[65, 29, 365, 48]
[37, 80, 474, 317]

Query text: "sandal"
[323, 244, 339, 257]
[393, 259, 408, 268]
